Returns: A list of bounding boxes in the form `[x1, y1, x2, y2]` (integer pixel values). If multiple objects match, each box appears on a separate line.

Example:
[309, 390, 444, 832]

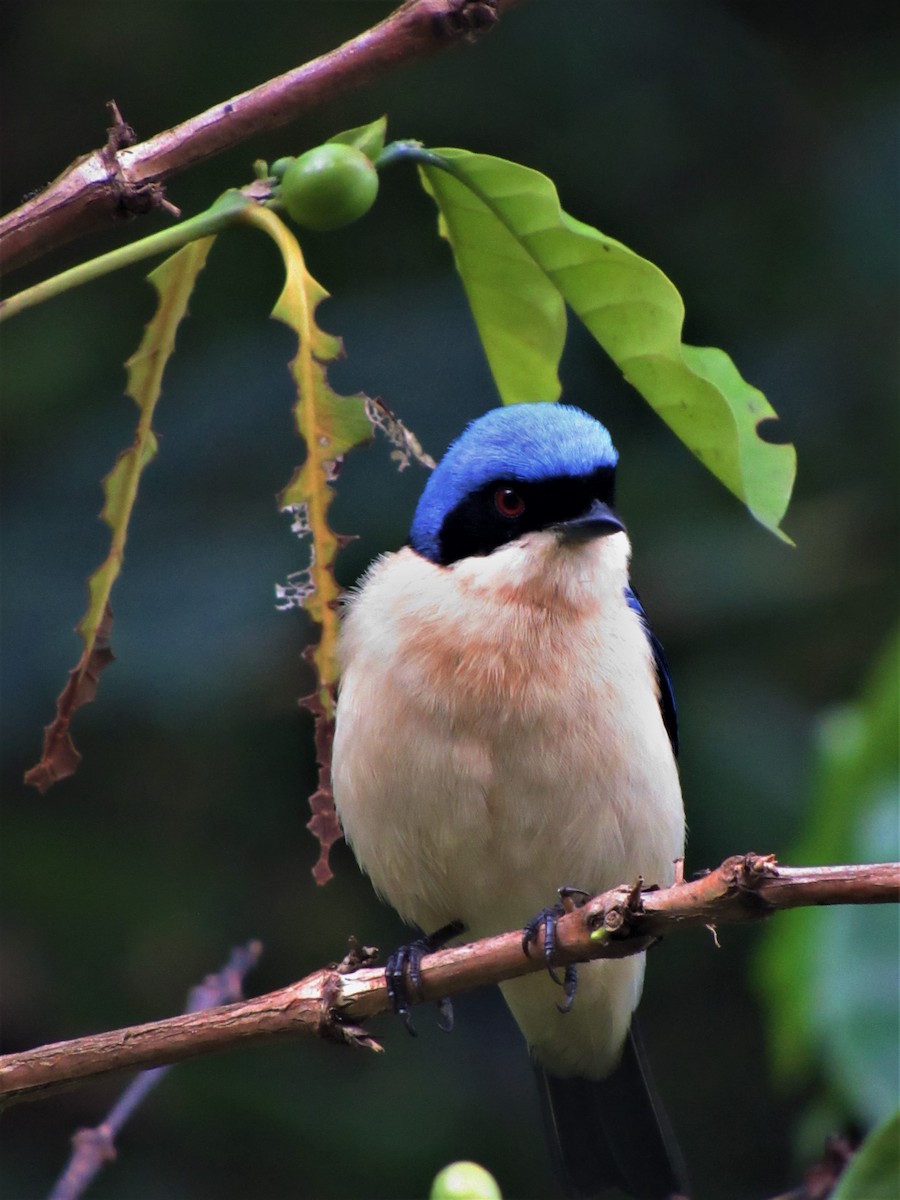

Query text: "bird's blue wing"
[625, 586, 678, 758]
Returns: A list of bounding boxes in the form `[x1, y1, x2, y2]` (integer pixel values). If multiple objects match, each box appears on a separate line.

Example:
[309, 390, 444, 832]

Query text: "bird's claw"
[384, 919, 465, 1037]
[558, 885, 593, 911]
[556, 963, 579, 1013]
[522, 905, 564, 964]
[385, 941, 422, 1035]
[436, 995, 455, 1032]
[523, 887, 592, 1013]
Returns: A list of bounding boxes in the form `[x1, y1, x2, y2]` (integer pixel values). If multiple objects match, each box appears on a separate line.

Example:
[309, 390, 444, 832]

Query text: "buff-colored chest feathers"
[342, 534, 640, 720]
[332, 534, 684, 934]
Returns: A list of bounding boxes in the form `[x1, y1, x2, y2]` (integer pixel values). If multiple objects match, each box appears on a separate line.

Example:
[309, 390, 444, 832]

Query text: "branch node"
[100, 100, 178, 224]
[105, 101, 136, 152]
[320, 971, 383, 1052]
[738, 852, 779, 887]
[433, 0, 500, 41]
[120, 181, 170, 219]
[72, 1124, 116, 1163]
[336, 936, 380, 974]
[603, 908, 625, 934]
[723, 852, 781, 917]
[625, 874, 645, 912]
[329, 1019, 385, 1054]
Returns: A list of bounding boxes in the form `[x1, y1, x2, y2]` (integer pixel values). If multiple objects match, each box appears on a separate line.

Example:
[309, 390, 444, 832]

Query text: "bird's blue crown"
[410, 403, 618, 561]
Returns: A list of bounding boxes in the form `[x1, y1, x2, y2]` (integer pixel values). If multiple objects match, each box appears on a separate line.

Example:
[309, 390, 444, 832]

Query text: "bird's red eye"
[494, 487, 525, 518]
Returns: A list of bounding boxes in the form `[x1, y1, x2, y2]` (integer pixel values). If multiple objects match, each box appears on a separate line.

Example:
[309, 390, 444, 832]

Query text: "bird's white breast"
[332, 530, 684, 1076]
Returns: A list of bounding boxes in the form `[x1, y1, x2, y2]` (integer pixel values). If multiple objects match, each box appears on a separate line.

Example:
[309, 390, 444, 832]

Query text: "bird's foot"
[385, 919, 465, 1036]
[522, 904, 565, 965]
[522, 886, 592, 1014]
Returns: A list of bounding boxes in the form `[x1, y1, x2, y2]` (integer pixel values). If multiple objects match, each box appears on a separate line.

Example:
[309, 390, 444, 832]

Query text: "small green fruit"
[279, 143, 379, 231]
[270, 156, 296, 180]
[429, 1161, 502, 1200]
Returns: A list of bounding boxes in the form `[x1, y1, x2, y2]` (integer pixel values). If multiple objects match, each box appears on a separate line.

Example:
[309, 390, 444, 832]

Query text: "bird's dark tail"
[535, 1022, 688, 1200]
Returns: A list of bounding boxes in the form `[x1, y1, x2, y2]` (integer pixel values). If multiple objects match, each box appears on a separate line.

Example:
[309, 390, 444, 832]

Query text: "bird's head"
[409, 403, 625, 566]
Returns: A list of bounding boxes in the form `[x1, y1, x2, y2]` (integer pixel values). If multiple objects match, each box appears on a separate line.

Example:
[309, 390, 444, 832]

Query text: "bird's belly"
[333, 552, 685, 1078]
[334, 639, 683, 938]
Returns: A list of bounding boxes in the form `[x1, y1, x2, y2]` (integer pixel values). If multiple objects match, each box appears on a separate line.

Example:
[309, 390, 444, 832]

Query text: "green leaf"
[755, 629, 900, 1123]
[82, 238, 216, 648]
[418, 164, 566, 407]
[328, 115, 388, 163]
[832, 1111, 900, 1200]
[239, 204, 374, 885]
[419, 149, 796, 539]
[24, 236, 215, 793]
[239, 205, 371, 713]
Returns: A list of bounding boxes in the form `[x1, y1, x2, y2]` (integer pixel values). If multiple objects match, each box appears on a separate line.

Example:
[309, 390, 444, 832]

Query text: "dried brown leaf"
[24, 604, 115, 793]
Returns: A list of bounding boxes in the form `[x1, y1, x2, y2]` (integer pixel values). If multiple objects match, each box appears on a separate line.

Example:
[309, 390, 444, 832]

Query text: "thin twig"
[45, 941, 262, 1200]
[765, 1133, 858, 1200]
[0, 0, 527, 272]
[3, 856, 897, 1110]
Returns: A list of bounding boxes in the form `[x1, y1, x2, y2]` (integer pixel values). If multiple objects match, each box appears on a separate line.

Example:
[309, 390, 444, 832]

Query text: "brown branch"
[0, 0, 526, 273]
[3, 855, 897, 1110]
[47, 941, 262, 1200]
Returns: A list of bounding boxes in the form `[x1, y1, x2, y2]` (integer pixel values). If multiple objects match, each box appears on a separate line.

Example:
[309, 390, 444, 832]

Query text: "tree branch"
[47, 941, 262, 1200]
[3, 855, 897, 1110]
[0, 0, 526, 274]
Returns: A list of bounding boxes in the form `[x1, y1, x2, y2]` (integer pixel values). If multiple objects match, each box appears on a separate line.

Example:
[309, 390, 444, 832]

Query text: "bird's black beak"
[553, 499, 625, 542]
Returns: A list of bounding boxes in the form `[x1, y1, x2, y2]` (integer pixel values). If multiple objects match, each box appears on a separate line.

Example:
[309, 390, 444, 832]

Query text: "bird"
[332, 402, 687, 1199]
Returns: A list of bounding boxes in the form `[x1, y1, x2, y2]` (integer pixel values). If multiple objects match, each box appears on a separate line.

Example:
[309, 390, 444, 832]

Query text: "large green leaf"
[418, 165, 566, 407]
[419, 149, 796, 539]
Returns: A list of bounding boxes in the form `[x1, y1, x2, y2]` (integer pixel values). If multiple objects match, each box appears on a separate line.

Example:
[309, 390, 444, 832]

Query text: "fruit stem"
[0, 190, 250, 321]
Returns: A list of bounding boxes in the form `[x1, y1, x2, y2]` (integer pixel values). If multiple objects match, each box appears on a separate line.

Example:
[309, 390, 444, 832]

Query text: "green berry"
[279, 143, 379, 231]
[429, 1161, 502, 1200]
[270, 157, 296, 180]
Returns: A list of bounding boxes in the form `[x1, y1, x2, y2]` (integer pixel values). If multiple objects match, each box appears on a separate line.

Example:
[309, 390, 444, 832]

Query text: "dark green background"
[2, 2, 897, 1198]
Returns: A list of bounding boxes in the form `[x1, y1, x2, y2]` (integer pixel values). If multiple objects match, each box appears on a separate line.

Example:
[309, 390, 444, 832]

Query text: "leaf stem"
[0, 190, 249, 322]
[375, 140, 448, 172]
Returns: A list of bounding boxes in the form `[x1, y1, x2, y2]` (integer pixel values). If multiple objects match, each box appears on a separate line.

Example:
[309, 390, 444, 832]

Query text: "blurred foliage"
[1, 3, 897, 1200]
[757, 629, 899, 1132]
[831, 1110, 900, 1200]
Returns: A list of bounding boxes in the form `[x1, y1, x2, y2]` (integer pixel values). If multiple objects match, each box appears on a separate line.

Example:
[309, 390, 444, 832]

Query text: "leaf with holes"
[419, 149, 796, 540]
